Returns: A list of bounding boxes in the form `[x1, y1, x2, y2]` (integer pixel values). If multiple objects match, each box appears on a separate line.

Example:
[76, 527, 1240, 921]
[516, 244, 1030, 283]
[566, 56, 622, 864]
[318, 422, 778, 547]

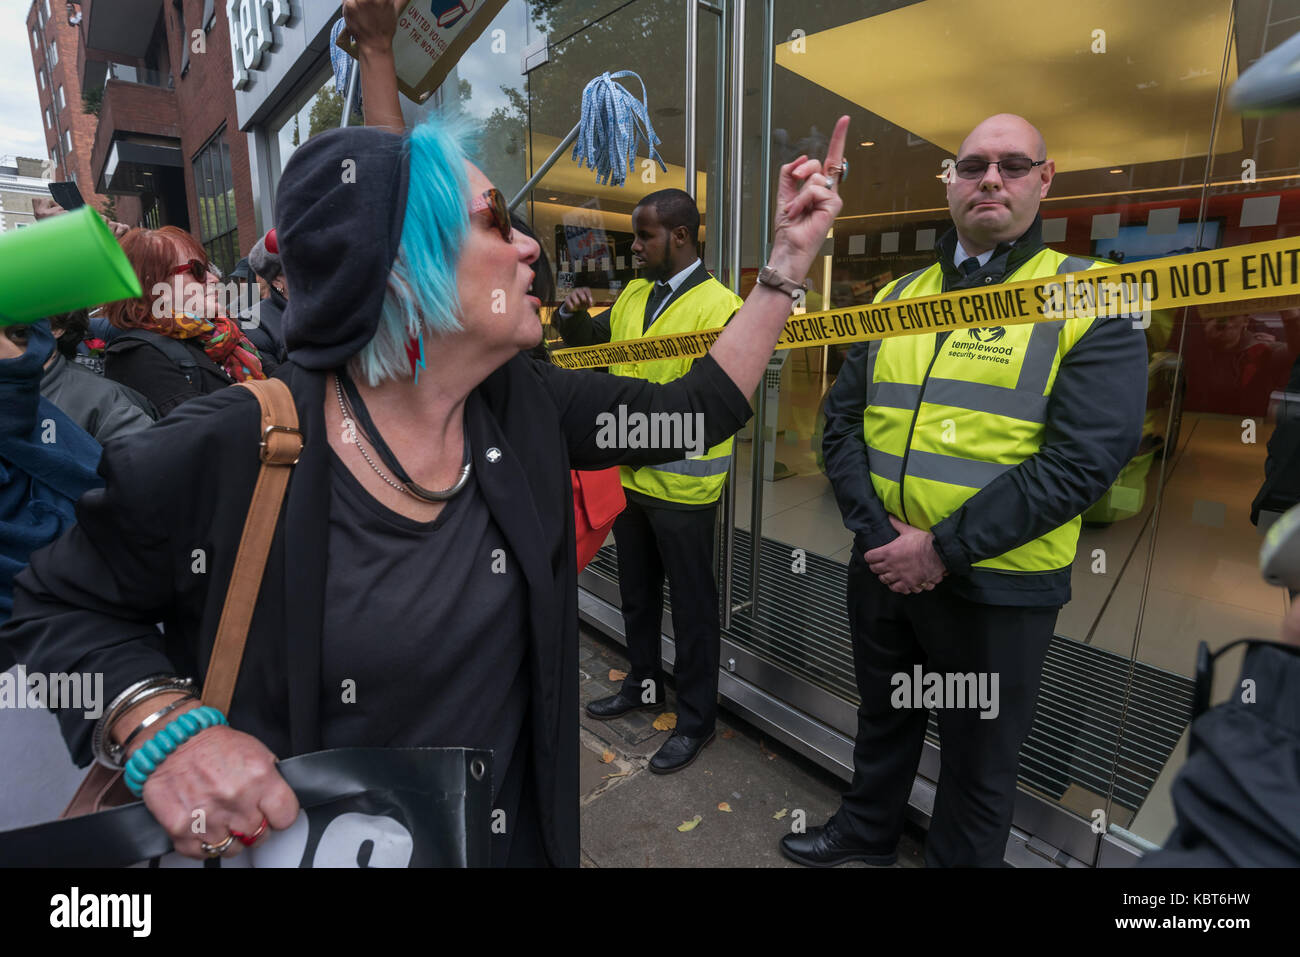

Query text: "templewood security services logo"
[967, 326, 1006, 343]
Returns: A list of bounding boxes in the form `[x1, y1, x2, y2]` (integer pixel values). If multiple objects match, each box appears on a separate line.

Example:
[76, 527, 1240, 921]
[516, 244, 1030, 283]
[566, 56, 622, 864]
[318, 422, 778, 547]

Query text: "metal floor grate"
[588, 528, 1192, 814]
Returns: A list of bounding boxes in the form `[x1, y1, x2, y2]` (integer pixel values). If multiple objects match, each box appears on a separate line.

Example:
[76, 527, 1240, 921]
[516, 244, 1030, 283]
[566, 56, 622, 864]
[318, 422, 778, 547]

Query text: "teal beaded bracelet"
[123, 705, 228, 797]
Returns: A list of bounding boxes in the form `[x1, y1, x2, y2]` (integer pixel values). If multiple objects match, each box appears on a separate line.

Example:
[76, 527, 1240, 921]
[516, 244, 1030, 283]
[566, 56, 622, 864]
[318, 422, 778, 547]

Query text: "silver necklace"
[334, 375, 472, 502]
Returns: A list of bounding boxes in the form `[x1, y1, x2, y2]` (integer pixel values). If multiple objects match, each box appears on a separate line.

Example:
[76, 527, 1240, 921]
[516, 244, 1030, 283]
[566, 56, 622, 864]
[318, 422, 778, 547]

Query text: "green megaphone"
[0, 205, 142, 326]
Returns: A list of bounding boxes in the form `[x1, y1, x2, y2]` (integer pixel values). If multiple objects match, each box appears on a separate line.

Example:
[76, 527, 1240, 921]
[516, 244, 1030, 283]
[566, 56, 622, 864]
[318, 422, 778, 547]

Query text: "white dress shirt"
[953, 240, 994, 270]
[648, 257, 702, 322]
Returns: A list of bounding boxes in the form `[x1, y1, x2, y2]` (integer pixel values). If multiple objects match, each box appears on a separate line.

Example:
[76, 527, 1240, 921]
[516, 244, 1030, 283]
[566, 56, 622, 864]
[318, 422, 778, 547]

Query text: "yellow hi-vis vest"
[865, 249, 1106, 573]
[608, 276, 744, 505]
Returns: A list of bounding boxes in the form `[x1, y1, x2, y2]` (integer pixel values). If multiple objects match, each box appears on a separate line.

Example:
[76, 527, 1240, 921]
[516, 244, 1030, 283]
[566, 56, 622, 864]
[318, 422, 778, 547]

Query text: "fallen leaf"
[721, 729, 737, 740]
[677, 815, 702, 832]
[608, 668, 627, 682]
[600, 750, 615, 764]
[717, 802, 732, 812]
[652, 712, 678, 731]
[773, 808, 788, 820]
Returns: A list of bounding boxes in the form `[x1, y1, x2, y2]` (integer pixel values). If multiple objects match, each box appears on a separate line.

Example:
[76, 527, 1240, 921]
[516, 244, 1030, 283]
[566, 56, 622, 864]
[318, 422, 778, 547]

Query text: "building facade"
[0, 157, 53, 233]
[29, 0, 259, 275]
[26, 0, 108, 212]
[65, 0, 1300, 866]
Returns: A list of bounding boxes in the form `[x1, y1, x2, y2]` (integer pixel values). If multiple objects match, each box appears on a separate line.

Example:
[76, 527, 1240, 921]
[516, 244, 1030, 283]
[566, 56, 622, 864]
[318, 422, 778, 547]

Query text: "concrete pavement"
[577, 625, 927, 868]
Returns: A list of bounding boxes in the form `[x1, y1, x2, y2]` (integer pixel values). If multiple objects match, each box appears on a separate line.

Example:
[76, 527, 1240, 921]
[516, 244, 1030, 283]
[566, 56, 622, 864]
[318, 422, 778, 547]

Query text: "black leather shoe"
[648, 731, 714, 774]
[779, 817, 897, 867]
[585, 687, 662, 720]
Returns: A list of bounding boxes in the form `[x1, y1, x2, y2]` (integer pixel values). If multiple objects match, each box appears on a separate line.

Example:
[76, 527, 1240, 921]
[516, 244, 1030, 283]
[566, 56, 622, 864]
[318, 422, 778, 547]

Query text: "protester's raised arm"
[343, 0, 407, 134]
[706, 115, 849, 397]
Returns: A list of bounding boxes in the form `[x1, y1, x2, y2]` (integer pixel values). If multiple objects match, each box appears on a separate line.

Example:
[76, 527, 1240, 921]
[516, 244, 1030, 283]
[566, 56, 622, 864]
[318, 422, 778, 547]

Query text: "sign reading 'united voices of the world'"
[336, 0, 511, 103]
[227, 1, 507, 101]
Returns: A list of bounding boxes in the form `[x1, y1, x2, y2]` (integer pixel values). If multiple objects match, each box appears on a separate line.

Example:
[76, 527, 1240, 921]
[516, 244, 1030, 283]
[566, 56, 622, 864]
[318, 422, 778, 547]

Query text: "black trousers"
[612, 498, 720, 738]
[831, 556, 1057, 867]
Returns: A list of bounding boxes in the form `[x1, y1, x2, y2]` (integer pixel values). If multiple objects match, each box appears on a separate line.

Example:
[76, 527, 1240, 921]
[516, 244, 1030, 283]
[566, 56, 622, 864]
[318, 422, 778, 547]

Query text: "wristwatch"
[756, 265, 809, 299]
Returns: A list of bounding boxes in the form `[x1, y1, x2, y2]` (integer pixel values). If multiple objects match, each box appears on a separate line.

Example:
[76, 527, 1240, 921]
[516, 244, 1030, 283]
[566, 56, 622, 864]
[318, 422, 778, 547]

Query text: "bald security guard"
[782, 114, 1149, 866]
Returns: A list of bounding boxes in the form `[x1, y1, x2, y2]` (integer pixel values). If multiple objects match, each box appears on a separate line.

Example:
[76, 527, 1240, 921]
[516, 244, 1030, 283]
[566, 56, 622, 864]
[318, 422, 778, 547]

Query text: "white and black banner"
[0, 748, 493, 868]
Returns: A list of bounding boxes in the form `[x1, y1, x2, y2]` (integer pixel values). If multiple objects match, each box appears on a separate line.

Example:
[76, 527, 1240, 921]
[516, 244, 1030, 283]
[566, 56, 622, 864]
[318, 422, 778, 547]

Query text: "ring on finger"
[231, 817, 269, 847]
[200, 833, 238, 857]
[826, 160, 848, 183]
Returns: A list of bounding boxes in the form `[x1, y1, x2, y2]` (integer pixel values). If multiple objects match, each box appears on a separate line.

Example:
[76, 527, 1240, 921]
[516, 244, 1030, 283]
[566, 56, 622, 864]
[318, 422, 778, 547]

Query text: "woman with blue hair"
[3, 87, 849, 863]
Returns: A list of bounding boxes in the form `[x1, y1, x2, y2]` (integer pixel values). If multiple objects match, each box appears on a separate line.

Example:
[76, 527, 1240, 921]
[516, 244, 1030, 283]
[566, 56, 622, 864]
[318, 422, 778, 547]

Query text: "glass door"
[523, 0, 717, 342]
[531, 0, 732, 632]
[721, 0, 1243, 866]
[1103, 0, 1300, 862]
[717, 0, 863, 722]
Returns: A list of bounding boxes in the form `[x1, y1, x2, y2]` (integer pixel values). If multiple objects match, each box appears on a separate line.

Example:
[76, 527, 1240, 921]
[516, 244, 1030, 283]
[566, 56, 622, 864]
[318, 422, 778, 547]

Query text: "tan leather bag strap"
[200, 378, 302, 713]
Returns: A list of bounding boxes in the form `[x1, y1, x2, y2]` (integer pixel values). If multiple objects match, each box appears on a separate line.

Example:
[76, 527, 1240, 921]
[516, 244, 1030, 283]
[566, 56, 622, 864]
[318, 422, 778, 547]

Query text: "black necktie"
[644, 281, 671, 331]
[959, 257, 981, 277]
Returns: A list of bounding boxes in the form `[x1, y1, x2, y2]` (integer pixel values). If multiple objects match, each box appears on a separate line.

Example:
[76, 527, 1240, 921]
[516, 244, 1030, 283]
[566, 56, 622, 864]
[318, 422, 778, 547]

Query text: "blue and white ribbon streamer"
[571, 71, 668, 187]
[329, 19, 352, 96]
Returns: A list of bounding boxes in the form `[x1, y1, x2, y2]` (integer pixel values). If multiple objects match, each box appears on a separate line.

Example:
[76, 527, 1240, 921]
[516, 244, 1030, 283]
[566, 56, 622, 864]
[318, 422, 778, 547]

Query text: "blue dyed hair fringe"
[352, 110, 480, 386]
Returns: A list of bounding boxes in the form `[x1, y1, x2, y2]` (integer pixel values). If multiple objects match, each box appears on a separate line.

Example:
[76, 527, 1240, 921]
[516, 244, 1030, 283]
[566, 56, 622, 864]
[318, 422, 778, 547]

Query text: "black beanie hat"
[276, 126, 411, 370]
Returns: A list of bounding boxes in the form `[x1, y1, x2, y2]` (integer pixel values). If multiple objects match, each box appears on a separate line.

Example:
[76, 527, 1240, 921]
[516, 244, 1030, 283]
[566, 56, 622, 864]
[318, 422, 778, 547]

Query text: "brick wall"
[25, 0, 255, 253]
[167, 0, 258, 259]
[91, 84, 182, 189]
[25, 0, 111, 215]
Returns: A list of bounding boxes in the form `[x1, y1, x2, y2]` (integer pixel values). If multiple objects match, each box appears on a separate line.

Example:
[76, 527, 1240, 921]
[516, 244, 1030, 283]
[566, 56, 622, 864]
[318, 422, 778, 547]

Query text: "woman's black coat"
[3, 352, 752, 867]
[103, 334, 238, 417]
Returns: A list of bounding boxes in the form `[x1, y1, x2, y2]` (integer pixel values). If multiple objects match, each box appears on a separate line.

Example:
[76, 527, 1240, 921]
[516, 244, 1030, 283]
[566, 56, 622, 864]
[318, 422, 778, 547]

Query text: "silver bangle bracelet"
[117, 694, 199, 760]
[92, 675, 196, 769]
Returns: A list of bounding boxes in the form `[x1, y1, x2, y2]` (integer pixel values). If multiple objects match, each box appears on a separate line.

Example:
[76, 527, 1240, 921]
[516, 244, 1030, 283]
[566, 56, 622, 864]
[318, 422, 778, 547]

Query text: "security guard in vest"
[781, 114, 1149, 866]
[554, 188, 743, 773]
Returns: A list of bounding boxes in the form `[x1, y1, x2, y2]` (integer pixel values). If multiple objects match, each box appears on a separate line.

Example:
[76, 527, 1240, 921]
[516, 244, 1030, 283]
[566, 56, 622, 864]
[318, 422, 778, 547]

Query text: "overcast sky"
[0, 1, 48, 162]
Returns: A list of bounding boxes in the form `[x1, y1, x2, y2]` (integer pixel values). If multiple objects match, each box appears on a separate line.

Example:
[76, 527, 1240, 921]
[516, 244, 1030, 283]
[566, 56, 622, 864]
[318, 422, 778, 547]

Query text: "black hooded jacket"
[1, 126, 754, 866]
[1139, 643, 1300, 866]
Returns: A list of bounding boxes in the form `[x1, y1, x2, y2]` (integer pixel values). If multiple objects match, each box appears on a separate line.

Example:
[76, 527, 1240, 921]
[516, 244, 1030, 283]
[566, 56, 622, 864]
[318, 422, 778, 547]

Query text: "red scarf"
[140, 312, 266, 382]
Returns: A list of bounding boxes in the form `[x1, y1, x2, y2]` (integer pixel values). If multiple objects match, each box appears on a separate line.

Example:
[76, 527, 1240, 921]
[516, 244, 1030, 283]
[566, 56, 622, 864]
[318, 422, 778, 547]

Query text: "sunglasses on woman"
[171, 259, 213, 282]
[469, 188, 513, 243]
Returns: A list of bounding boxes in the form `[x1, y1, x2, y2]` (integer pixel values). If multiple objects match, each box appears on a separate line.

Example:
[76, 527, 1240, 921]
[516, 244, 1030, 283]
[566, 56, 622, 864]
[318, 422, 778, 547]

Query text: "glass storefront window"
[398, 0, 533, 202]
[1109, 0, 1300, 852]
[272, 70, 363, 176]
[521, 0, 691, 334]
[193, 129, 240, 277]
[734, 0, 1300, 863]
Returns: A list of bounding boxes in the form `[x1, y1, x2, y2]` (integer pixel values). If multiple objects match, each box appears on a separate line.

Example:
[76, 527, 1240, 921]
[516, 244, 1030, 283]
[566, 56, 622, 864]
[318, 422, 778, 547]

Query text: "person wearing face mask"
[552, 190, 744, 775]
[783, 114, 1149, 868]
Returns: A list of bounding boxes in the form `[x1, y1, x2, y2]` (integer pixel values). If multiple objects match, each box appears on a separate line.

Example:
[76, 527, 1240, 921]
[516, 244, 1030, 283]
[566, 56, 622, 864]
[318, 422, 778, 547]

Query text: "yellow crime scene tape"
[548, 235, 1300, 370]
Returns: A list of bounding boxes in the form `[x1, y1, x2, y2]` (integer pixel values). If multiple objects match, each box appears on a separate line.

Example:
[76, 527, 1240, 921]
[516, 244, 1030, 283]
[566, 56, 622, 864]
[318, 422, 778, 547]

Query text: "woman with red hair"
[103, 226, 267, 416]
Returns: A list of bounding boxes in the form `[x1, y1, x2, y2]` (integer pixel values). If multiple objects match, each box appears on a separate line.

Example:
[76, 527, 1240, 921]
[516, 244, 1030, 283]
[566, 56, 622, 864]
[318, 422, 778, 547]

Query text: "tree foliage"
[308, 86, 364, 137]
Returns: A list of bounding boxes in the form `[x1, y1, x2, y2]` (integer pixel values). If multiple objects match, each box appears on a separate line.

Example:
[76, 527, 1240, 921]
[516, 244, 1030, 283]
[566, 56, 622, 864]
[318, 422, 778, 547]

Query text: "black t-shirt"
[320, 448, 535, 865]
